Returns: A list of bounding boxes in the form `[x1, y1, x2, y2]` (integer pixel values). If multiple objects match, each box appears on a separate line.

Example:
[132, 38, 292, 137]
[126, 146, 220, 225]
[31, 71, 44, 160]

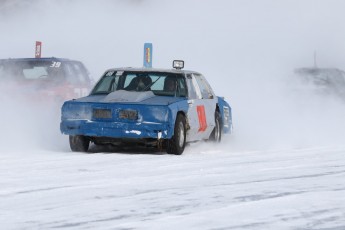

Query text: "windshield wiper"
[141, 76, 161, 91]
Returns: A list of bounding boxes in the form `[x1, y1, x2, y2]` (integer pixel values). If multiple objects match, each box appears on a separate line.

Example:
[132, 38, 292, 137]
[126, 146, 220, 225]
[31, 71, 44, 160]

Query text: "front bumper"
[60, 119, 171, 139]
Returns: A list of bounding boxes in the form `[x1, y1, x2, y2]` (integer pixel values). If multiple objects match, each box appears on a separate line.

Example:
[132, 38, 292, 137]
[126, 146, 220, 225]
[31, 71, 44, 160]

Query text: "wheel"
[209, 110, 222, 142]
[69, 135, 90, 152]
[167, 113, 186, 155]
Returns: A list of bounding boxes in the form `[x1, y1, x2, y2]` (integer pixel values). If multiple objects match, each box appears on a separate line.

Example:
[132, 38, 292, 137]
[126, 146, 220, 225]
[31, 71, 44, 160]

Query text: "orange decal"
[146, 48, 151, 63]
[197, 105, 207, 132]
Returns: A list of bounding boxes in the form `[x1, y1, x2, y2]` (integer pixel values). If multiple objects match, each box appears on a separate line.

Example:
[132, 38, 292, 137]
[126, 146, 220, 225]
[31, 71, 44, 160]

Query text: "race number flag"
[35, 41, 42, 58]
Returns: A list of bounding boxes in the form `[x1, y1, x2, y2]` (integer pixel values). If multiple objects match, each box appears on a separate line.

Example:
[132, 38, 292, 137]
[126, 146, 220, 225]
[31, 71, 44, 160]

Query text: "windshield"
[91, 71, 187, 97]
[0, 60, 89, 85]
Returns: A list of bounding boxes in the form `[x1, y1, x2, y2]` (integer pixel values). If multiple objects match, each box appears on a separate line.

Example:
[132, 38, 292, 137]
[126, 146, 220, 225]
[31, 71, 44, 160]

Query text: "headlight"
[173, 60, 184, 69]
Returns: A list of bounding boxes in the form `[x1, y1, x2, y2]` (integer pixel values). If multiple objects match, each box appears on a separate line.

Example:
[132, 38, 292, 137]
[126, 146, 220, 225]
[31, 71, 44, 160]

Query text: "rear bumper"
[60, 119, 171, 139]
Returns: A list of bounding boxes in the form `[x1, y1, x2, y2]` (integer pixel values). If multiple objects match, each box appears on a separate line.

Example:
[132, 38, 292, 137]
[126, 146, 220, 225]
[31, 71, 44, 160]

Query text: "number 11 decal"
[197, 105, 207, 132]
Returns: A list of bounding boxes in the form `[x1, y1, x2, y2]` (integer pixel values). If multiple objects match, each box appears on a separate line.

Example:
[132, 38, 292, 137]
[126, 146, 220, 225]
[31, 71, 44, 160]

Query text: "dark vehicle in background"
[294, 67, 345, 98]
[0, 57, 92, 103]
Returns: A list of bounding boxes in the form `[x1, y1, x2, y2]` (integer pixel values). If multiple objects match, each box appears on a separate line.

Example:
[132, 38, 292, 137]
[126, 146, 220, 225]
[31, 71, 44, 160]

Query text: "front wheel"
[209, 110, 222, 142]
[167, 114, 186, 155]
[69, 135, 90, 152]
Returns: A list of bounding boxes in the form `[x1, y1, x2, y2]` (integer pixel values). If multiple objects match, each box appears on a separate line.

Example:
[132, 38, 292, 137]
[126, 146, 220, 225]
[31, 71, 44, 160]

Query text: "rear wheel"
[69, 135, 90, 152]
[167, 114, 186, 155]
[209, 110, 222, 142]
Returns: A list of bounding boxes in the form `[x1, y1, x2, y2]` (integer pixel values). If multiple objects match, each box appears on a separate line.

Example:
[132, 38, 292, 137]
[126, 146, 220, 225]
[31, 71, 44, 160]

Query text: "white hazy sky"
[2, 0, 345, 74]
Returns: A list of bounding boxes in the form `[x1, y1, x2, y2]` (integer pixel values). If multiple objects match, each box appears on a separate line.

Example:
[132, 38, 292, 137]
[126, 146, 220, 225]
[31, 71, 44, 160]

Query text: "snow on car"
[0, 57, 92, 103]
[60, 60, 232, 155]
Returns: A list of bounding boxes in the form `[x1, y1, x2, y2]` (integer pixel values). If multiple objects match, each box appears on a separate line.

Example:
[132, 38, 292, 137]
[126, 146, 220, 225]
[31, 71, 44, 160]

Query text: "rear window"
[0, 60, 64, 82]
[0, 60, 90, 86]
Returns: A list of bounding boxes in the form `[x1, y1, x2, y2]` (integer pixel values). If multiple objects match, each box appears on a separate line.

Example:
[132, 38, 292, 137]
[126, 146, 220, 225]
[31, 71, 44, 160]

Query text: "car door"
[185, 73, 217, 142]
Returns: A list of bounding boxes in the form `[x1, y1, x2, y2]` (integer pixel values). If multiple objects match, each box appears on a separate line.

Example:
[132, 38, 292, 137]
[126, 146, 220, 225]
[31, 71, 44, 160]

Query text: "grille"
[93, 109, 112, 119]
[119, 109, 138, 120]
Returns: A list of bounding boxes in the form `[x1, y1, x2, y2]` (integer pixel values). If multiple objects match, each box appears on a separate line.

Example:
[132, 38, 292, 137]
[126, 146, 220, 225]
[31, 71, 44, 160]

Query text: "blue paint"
[61, 99, 175, 139]
[217, 96, 233, 134]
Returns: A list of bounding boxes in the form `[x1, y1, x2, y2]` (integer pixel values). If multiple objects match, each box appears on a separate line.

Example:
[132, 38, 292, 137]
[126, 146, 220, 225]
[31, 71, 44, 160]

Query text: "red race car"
[0, 57, 92, 104]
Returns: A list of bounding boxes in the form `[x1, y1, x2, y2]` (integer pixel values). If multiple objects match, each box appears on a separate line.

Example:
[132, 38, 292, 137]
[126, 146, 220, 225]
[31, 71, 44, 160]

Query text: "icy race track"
[1, 142, 345, 230]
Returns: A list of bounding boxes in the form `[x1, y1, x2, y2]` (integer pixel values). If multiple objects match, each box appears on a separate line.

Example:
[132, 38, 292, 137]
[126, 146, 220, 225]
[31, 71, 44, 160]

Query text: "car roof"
[104, 67, 201, 76]
[0, 57, 82, 63]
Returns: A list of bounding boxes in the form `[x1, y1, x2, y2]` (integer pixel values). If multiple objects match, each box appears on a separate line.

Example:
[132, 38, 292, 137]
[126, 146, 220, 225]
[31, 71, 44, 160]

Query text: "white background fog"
[1, 0, 345, 151]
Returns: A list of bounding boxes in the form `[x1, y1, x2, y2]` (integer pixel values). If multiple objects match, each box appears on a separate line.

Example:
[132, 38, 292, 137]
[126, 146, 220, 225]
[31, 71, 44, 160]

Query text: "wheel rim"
[178, 122, 185, 147]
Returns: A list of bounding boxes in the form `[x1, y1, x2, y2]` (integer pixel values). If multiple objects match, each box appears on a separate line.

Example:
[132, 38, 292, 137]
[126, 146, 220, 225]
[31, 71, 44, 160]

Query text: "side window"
[92, 72, 119, 93]
[64, 62, 89, 84]
[187, 74, 201, 99]
[194, 74, 214, 99]
[177, 77, 187, 97]
[73, 63, 88, 83]
[96, 76, 114, 92]
[63, 63, 75, 84]
[201, 75, 215, 96]
[72, 62, 89, 83]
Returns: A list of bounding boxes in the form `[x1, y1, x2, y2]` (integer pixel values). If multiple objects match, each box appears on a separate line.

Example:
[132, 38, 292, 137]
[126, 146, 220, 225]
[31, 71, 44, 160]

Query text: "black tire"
[209, 110, 222, 142]
[167, 113, 186, 155]
[69, 135, 90, 152]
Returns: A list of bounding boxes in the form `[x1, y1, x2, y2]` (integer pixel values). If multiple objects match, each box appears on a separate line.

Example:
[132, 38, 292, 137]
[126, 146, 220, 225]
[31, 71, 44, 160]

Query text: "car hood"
[73, 90, 185, 105]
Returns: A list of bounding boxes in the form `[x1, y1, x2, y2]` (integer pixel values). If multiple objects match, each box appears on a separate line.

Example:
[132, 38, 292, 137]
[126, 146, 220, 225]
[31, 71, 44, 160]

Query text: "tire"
[167, 113, 186, 155]
[209, 110, 222, 142]
[69, 135, 90, 152]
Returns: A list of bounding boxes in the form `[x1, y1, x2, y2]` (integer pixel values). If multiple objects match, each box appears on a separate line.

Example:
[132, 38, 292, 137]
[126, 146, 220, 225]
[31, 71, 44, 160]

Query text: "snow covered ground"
[1, 94, 345, 229]
[1, 142, 345, 229]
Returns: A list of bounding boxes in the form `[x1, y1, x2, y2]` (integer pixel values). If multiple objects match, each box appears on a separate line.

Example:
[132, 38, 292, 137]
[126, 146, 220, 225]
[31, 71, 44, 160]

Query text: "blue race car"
[60, 60, 232, 155]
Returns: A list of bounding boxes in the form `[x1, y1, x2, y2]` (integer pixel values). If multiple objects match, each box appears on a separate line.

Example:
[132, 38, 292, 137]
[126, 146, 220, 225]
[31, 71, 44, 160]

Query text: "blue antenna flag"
[143, 43, 153, 68]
